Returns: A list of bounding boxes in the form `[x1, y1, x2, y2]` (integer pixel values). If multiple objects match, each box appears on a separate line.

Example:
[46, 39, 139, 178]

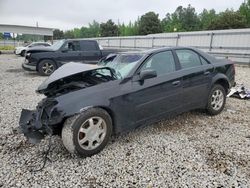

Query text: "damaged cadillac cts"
[19, 47, 235, 157]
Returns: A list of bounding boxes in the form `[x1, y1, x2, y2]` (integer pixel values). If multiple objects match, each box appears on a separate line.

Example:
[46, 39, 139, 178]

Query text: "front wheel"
[38, 59, 57, 76]
[20, 50, 26, 57]
[206, 84, 226, 115]
[62, 108, 112, 157]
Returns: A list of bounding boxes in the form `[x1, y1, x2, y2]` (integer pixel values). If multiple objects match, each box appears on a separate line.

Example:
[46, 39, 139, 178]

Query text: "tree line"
[52, 1, 250, 39]
[1, 1, 250, 41]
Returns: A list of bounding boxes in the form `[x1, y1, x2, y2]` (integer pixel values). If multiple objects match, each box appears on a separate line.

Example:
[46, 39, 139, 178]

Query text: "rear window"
[81, 41, 98, 51]
[176, 49, 202, 69]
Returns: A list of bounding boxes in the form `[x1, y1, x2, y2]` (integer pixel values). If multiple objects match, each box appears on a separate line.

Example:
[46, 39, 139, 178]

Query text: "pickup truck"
[22, 39, 120, 76]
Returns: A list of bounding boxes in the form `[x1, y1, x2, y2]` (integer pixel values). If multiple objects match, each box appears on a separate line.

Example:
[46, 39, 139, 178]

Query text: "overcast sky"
[0, 0, 244, 30]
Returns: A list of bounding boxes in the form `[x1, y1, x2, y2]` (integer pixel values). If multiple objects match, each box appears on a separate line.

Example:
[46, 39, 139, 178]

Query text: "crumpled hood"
[37, 62, 100, 92]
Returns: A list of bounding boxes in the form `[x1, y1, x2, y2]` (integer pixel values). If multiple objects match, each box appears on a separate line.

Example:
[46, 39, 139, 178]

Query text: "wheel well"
[97, 106, 116, 133]
[21, 50, 26, 55]
[214, 79, 229, 93]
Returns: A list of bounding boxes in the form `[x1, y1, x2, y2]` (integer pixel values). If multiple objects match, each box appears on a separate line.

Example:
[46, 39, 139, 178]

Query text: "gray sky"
[0, 0, 244, 30]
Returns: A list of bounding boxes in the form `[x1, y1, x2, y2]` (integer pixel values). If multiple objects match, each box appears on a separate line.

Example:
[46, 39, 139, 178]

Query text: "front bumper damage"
[19, 99, 62, 144]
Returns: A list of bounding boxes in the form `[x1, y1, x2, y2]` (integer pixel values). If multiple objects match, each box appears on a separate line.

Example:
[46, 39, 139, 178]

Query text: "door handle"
[204, 71, 210, 75]
[172, 80, 181, 86]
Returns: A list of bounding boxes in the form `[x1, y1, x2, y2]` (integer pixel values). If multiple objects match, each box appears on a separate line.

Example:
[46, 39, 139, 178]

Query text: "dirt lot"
[0, 54, 249, 187]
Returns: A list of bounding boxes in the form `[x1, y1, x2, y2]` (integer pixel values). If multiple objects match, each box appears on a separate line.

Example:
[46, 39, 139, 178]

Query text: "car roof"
[113, 46, 216, 63]
[139, 46, 202, 54]
[114, 47, 196, 55]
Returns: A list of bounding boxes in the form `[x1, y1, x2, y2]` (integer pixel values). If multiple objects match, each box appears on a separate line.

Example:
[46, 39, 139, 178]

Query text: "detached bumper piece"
[19, 109, 51, 144]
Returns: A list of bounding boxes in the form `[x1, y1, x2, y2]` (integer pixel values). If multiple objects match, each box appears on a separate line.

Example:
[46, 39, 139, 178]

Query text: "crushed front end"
[19, 98, 63, 144]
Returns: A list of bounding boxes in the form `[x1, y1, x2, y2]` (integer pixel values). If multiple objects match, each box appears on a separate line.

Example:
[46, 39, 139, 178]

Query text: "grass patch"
[0, 46, 15, 50]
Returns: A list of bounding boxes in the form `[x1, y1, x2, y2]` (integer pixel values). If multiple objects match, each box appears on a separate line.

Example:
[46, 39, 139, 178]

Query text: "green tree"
[88, 20, 100, 37]
[207, 9, 247, 30]
[64, 30, 75, 39]
[73, 28, 82, 38]
[162, 5, 200, 32]
[100, 20, 119, 37]
[53, 29, 64, 39]
[119, 20, 139, 36]
[0, 33, 3, 39]
[239, 0, 250, 26]
[162, 12, 183, 32]
[138, 12, 162, 35]
[199, 9, 217, 30]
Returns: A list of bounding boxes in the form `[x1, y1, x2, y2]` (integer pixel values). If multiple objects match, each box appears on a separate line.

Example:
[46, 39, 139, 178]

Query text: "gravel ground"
[0, 54, 249, 188]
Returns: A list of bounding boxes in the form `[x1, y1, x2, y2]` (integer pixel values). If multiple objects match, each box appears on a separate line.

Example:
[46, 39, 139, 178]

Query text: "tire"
[206, 84, 226, 115]
[20, 50, 26, 57]
[38, 59, 57, 76]
[62, 108, 112, 157]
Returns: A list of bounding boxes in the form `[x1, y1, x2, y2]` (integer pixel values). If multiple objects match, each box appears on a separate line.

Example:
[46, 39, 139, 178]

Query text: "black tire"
[20, 50, 26, 57]
[38, 59, 57, 76]
[62, 108, 112, 157]
[206, 84, 226, 115]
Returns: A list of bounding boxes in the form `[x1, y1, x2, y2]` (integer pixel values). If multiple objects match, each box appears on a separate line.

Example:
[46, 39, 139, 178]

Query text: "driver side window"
[140, 51, 176, 76]
[63, 41, 81, 51]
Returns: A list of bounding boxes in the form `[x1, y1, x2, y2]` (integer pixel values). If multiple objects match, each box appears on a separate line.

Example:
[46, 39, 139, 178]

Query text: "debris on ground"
[227, 84, 250, 99]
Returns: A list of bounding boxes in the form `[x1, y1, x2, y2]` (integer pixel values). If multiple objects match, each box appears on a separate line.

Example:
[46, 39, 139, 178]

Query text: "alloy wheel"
[77, 117, 107, 150]
[42, 62, 55, 75]
[211, 89, 224, 111]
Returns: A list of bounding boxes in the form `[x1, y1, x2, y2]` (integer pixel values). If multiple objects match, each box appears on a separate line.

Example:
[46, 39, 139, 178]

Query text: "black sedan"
[19, 47, 235, 157]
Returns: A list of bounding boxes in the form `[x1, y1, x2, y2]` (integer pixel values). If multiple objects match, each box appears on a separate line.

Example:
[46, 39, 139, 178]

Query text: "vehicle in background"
[19, 47, 235, 157]
[22, 39, 121, 76]
[14, 42, 51, 57]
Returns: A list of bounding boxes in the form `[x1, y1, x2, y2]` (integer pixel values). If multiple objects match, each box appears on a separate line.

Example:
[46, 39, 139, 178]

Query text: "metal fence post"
[152, 37, 154, 48]
[108, 39, 110, 47]
[119, 38, 121, 48]
[134, 38, 136, 48]
[176, 34, 179, 46]
[209, 33, 214, 51]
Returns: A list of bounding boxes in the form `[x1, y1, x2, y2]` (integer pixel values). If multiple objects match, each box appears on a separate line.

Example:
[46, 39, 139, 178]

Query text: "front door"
[128, 50, 183, 124]
[57, 41, 82, 64]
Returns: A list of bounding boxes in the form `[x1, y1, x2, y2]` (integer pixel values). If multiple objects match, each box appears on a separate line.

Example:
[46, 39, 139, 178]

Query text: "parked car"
[14, 42, 51, 57]
[22, 39, 121, 76]
[19, 47, 235, 157]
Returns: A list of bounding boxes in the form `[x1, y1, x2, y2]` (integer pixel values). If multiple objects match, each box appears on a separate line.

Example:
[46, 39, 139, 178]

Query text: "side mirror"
[139, 69, 157, 81]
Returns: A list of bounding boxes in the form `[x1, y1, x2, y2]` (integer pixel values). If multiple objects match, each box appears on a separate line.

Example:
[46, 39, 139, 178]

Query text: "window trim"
[174, 49, 203, 70]
[199, 55, 210, 65]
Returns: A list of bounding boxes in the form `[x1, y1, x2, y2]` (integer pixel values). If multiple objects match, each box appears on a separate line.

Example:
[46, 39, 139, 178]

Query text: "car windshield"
[50, 40, 65, 50]
[101, 54, 144, 79]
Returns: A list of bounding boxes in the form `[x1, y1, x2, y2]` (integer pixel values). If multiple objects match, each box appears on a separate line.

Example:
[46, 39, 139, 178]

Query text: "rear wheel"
[62, 108, 112, 157]
[206, 84, 226, 115]
[38, 59, 56, 76]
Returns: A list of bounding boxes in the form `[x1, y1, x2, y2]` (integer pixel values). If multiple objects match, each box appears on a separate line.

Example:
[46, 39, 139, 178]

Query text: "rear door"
[80, 41, 102, 64]
[174, 49, 210, 109]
